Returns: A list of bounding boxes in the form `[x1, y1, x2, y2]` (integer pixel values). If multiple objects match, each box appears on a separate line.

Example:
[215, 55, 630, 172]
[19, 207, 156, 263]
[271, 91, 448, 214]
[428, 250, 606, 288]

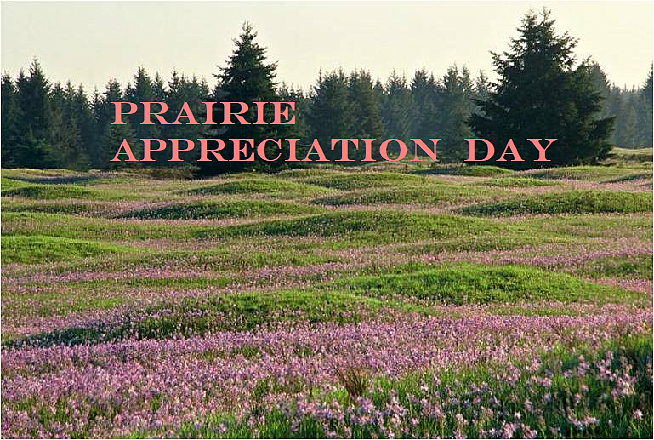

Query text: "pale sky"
[1, 1, 652, 93]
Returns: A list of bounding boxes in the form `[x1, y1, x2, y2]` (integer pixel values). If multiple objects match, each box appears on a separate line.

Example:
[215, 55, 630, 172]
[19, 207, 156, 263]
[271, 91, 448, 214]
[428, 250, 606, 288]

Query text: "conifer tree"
[18, 60, 51, 144]
[410, 69, 439, 141]
[440, 65, 475, 162]
[380, 71, 412, 146]
[348, 70, 384, 158]
[277, 82, 311, 143]
[471, 9, 614, 168]
[96, 79, 138, 166]
[126, 67, 162, 150]
[1, 74, 23, 167]
[205, 22, 283, 173]
[309, 69, 353, 158]
[13, 60, 63, 168]
[637, 65, 653, 146]
[48, 82, 88, 169]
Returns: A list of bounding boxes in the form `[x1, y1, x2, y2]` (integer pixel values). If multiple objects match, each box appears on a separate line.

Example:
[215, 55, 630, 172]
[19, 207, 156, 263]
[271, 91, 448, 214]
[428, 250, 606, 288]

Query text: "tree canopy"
[470, 9, 616, 168]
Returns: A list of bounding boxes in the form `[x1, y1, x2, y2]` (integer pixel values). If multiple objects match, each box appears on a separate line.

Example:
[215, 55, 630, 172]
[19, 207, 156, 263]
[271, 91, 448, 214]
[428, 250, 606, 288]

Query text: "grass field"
[1, 157, 652, 438]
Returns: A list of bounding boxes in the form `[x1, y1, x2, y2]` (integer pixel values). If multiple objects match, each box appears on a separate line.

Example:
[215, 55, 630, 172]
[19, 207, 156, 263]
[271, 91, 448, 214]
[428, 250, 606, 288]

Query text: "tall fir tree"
[277, 82, 311, 143]
[471, 9, 614, 168]
[410, 69, 440, 141]
[96, 79, 138, 167]
[637, 65, 653, 146]
[380, 71, 412, 146]
[125, 67, 162, 160]
[162, 71, 210, 162]
[14, 60, 62, 167]
[309, 69, 353, 158]
[48, 82, 88, 169]
[205, 22, 284, 173]
[347, 70, 384, 159]
[1, 74, 23, 167]
[440, 65, 475, 162]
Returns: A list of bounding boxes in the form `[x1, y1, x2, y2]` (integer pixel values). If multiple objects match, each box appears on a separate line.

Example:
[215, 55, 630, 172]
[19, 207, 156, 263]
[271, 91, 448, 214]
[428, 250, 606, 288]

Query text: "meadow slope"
[1, 156, 652, 438]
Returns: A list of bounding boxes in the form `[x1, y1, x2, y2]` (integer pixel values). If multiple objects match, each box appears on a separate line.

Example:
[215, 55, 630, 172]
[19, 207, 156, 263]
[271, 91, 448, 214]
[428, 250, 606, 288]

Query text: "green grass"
[118, 200, 322, 220]
[5, 289, 392, 347]
[572, 254, 653, 280]
[1, 164, 652, 438]
[527, 165, 652, 181]
[481, 176, 559, 187]
[522, 212, 653, 239]
[459, 190, 652, 216]
[299, 172, 431, 190]
[413, 165, 515, 177]
[2, 212, 212, 241]
[276, 168, 341, 179]
[337, 263, 642, 305]
[19, 259, 631, 345]
[2, 200, 113, 215]
[612, 147, 653, 163]
[1, 235, 132, 264]
[206, 211, 501, 243]
[185, 178, 335, 197]
[1, 183, 141, 201]
[603, 172, 653, 183]
[2, 184, 97, 199]
[311, 185, 490, 205]
[1, 177, 31, 191]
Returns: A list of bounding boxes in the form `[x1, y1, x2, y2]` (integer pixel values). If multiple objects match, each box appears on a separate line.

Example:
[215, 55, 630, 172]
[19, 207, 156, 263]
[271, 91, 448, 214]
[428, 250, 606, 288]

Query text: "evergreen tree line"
[2, 15, 652, 173]
[1, 63, 211, 169]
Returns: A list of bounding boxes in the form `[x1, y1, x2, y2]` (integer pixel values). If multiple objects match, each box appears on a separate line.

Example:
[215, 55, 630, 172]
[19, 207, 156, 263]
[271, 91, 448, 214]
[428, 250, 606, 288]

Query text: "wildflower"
[583, 415, 599, 426]
[524, 399, 533, 412]
[503, 422, 517, 438]
[523, 426, 538, 439]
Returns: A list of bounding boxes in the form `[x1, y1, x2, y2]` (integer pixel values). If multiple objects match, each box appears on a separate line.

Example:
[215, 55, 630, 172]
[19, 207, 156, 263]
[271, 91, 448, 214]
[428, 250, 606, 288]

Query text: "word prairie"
[112, 101, 296, 125]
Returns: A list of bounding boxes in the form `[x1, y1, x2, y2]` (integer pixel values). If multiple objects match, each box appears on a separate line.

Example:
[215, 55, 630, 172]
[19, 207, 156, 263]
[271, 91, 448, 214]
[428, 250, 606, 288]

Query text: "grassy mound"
[299, 172, 429, 190]
[481, 177, 558, 187]
[612, 147, 653, 163]
[447, 165, 514, 177]
[1, 177, 31, 192]
[458, 190, 652, 216]
[6, 290, 388, 347]
[2, 201, 111, 215]
[2, 235, 131, 264]
[1, 184, 97, 199]
[276, 169, 341, 179]
[186, 178, 333, 197]
[339, 264, 640, 305]
[312, 185, 485, 205]
[414, 165, 514, 177]
[573, 254, 653, 280]
[526, 165, 651, 181]
[603, 173, 653, 183]
[118, 200, 321, 220]
[210, 211, 497, 241]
